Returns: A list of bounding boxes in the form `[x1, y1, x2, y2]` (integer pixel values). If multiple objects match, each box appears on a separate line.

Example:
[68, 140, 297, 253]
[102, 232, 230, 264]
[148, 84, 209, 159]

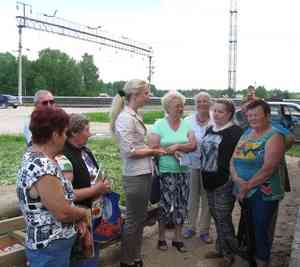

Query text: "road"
[0, 106, 111, 136]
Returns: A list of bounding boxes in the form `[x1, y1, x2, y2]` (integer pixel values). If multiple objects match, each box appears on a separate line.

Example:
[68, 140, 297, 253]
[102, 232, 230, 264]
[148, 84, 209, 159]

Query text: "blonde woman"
[148, 91, 197, 253]
[110, 79, 166, 267]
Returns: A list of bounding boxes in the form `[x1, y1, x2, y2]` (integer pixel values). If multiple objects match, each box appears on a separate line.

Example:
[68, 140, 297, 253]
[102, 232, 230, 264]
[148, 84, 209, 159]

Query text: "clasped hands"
[237, 180, 250, 201]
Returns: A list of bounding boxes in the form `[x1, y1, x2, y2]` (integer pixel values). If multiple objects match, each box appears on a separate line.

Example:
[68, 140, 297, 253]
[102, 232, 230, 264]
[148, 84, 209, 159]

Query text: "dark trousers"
[207, 180, 237, 257]
[246, 191, 279, 262]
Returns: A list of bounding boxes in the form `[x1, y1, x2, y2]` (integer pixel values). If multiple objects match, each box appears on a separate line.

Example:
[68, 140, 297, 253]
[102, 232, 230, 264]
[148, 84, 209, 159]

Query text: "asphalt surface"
[0, 106, 111, 136]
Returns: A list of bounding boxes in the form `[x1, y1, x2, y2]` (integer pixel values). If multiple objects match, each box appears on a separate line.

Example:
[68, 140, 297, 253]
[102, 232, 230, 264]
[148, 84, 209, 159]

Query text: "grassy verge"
[0, 135, 27, 185]
[85, 112, 110, 123]
[287, 144, 300, 157]
[84, 110, 165, 124]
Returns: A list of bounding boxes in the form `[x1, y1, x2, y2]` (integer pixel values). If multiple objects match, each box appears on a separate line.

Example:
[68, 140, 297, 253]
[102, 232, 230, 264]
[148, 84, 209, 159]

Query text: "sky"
[1, 0, 300, 91]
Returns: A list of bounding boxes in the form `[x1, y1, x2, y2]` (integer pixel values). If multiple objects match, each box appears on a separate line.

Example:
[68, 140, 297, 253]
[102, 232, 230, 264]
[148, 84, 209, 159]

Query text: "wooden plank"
[0, 247, 26, 266]
[10, 230, 26, 244]
[0, 234, 26, 266]
[0, 216, 25, 236]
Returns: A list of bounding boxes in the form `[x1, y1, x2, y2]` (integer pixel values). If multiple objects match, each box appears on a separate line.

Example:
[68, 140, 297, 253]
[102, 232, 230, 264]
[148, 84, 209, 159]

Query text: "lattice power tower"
[228, 0, 238, 92]
[16, 2, 153, 104]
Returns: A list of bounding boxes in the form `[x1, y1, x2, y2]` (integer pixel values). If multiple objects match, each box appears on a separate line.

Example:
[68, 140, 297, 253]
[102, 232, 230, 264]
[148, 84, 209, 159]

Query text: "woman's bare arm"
[35, 175, 86, 223]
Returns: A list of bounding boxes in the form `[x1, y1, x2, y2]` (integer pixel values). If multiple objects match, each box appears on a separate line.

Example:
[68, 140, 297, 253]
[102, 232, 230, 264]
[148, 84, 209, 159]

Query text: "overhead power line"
[15, 1, 154, 103]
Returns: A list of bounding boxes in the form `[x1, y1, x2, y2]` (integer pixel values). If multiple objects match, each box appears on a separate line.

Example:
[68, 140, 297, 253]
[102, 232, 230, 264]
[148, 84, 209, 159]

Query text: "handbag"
[150, 157, 161, 204]
[92, 192, 123, 242]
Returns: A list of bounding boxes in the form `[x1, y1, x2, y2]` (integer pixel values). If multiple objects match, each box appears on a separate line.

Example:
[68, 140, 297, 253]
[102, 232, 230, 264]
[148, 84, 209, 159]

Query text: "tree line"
[0, 48, 298, 99]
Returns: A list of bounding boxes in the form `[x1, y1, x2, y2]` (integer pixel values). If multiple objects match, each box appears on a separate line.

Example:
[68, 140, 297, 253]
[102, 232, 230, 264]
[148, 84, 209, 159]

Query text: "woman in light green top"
[149, 91, 196, 253]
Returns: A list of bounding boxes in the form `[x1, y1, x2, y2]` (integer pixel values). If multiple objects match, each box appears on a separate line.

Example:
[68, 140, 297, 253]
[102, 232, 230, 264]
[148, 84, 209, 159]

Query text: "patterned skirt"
[159, 172, 190, 225]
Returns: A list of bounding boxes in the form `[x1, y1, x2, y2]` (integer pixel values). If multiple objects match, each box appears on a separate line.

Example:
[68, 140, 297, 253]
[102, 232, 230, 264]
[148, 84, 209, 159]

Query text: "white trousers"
[186, 168, 211, 234]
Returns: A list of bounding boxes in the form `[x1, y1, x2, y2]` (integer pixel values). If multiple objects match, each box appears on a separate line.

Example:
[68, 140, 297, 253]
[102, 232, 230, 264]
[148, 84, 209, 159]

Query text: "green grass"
[88, 138, 124, 204]
[287, 144, 300, 157]
[0, 135, 125, 204]
[0, 135, 27, 185]
[85, 112, 110, 123]
[84, 110, 165, 124]
[142, 110, 164, 124]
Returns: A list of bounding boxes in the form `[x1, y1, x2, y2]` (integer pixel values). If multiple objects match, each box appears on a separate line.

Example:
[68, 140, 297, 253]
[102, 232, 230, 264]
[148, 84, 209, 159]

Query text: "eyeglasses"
[41, 100, 55, 106]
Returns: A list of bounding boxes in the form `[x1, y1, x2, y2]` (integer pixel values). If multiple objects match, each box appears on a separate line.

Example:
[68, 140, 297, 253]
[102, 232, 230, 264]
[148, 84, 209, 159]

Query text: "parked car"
[2, 94, 18, 108]
[0, 94, 8, 108]
[268, 101, 300, 142]
[235, 101, 300, 142]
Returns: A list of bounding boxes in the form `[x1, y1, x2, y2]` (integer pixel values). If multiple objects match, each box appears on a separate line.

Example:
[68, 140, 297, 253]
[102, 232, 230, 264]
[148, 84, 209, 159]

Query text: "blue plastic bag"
[93, 192, 123, 242]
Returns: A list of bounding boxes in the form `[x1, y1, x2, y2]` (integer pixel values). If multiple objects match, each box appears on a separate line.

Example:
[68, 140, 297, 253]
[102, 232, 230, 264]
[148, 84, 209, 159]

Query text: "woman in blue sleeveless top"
[231, 100, 285, 267]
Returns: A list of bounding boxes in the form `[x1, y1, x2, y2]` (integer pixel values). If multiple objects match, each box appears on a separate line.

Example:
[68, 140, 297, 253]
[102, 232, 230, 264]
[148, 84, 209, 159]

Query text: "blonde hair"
[109, 79, 148, 133]
[161, 91, 186, 113]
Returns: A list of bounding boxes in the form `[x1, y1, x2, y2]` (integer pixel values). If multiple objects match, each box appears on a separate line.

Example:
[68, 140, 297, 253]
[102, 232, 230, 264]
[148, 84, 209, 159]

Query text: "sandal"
[157, 240, 168, 251]
[134, 259, 143, 267]
[172, 241, 188, 253]
[120, 263, 136, 267]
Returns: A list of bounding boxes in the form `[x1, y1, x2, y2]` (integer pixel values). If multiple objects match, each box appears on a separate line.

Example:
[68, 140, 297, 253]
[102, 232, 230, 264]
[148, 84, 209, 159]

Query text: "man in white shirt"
[24, 90, 56, 145]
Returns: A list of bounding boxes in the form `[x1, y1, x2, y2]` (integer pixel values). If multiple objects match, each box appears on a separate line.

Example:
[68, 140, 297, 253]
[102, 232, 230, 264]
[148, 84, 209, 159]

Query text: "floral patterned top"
[16, 150, 76, 250]
[232, 128, 284, 201]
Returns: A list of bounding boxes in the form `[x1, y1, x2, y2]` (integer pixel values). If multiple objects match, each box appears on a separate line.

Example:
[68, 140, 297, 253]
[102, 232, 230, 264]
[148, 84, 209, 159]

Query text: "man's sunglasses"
[41, 100, 55, 106]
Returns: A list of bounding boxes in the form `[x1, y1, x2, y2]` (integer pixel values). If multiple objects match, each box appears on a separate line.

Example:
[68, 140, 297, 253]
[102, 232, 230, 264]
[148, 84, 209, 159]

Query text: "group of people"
[16, 82, 293, 267]
[18, 90, 111, 267]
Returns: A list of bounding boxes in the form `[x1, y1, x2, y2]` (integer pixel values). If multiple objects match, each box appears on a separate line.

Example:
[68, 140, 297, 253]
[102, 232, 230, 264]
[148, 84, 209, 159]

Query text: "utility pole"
[148, 56, 153, 84]
[228, 0, 238, 93]
[16, 2, 32, 104]
[17, 25, 23, 104]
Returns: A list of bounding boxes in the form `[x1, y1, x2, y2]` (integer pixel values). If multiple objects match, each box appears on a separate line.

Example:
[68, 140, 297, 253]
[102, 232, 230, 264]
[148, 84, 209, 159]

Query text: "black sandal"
[157, 240, 168, 251]
[120, 262, 136, 267]
[134, 259, 143, 267]
[172, 241, 188, 253]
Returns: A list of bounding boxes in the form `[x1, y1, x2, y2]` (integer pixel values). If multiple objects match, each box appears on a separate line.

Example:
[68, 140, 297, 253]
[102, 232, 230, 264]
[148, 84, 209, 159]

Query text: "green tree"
[268, 89, 290, 100]
[33, 48, 82, 96]
[79, 53, 99, 96]
[255, 86, 268, 99]
[0, 52, 17, 94]
[22, 55, 35, 96]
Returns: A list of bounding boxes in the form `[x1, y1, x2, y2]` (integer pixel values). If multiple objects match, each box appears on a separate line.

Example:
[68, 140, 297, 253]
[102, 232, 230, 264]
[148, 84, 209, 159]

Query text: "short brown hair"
[30, 106, 69, 145]
[246, 99, 271, 116]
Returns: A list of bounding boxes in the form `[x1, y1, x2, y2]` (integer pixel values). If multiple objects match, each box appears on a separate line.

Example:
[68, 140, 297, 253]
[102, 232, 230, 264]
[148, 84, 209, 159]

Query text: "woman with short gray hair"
[149, 91, 196, 253]
[62, 113, 111, 267]
[161, 91, 186, 113]
[183, 91, 213, 243]
[110, 79, 166, 267]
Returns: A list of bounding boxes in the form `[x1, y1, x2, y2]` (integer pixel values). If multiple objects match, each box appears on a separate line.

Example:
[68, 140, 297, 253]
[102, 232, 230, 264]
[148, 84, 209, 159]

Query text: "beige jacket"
[115, 106, 152, 176]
